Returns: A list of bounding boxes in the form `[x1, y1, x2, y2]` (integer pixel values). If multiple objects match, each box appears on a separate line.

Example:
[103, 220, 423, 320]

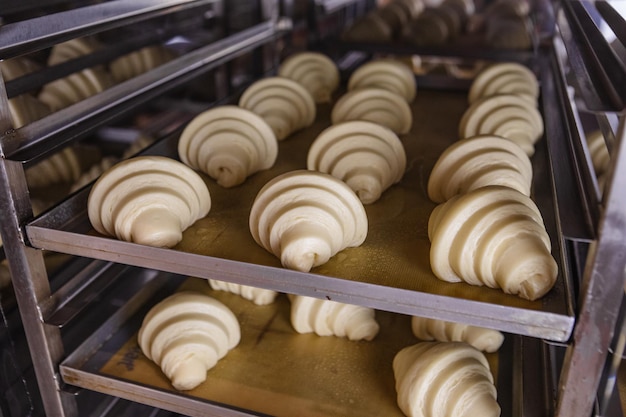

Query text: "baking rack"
[1, 1, 625, 417]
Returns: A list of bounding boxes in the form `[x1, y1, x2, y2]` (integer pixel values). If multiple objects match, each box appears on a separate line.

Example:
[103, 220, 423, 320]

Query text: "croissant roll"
[411, 316, 504, 353]
[289, 295, 379, 341]
[307, 120, 406, 204]
[249, 170, 368, 272]
[347, 59, 417, 103]
[239, 77, 316, 140]
[208, 279, 278, 305]
[427, 135, 532, 203]
[138, 291, 240, 391]
[87, 156, 211, 248]
[428, 186, 557, 300]
[331, 88, 413, 134]
[278, 52, 340, 103]
[393, 342, 501, 417]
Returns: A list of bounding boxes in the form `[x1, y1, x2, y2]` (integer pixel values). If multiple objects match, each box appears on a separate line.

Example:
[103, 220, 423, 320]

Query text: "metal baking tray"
[26, 83, 575, 342]
[60, 275, 538, 417]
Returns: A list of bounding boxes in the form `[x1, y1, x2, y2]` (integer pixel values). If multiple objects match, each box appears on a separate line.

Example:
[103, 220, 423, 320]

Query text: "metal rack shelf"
[26, 82, 575, 342]
[59, 273, 549, 417]
[1, 1, 626, 417]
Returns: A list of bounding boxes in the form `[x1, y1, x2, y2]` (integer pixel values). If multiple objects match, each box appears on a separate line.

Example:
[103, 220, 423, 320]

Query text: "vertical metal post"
[556, 116, 626, 417]
[0, 70, 76, 417]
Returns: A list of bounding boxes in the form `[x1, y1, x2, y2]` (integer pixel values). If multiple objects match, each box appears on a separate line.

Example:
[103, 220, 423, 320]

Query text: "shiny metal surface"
[59, 275, 528, 417]
[2, 20, 286, 163]
[0, 0, 219, 59]
[557, 116, 626, 417]
[0, 158, 76, 416]
[25, 86, 575, 342]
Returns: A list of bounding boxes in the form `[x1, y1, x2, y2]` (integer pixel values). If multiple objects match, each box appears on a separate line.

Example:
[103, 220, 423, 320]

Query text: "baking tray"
[61, 275, 527, 417]
[26, 84, 575, 341]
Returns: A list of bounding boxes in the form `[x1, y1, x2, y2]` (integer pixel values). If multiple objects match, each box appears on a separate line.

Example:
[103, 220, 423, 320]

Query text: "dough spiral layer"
[26, 147, 82, 188]
[208, 279, 278, 305]
[278, 52, 339, 103]
[178, 105, 278, 188]
[347, 59, 417, 102]
[289, 295, 379, 341]
[138, 291, 240, 391]
[427, 135, 532, 203]
[468, 62, 538, 104]
[331, 88, 412, 134]
[110, 45, 175, 83]
[411, 316, 504, 353]
[38, 67, 114, 111]
[87, 156, 211, 248]
[239, 76, 316, 140]
[458, 94, 544, 155]
[393, 342, 500, 417]
[428, 186, 558, 300]
[307, 120, 406, 204]
[249, 170, 368, 272]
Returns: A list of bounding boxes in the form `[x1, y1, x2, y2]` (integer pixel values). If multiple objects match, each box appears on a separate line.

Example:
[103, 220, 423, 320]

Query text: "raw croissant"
[87, 156, 211, 248]
[47, 37, 101, 66]
[239, 76, 316, 140]
[411, 316, 504, 352]
[307, 120, 406, 204]
[208, 279, 278, 305]
[289, 295, 379, 341]
[428, 186, 558, 300]
[178, 105, 278, 187]
[249, 170, 368, 272]
[468, 62, 538, 105]
[331, 88, 412, 134]
[278, 52, 340, 103]
[347, 59, 417, 102]
[427, 135, 532, 203]
[138, 291, 240, 391]
[393, 342, 501, 417]
[8, 95, 51, 128]
[0, 56, 41, 81]
[110, 45, 175, 83]
[38, 67, 114, 111]
[458, 93, 543, 155]
[25, 147, 82, 188]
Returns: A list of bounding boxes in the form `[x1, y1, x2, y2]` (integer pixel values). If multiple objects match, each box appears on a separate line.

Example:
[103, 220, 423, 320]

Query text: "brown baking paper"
[99, 277, 499, 417]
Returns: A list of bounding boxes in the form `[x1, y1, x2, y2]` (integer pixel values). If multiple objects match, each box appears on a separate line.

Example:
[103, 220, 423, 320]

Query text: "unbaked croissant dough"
[278, 52, 340, 103]
[393, 342, 501, 417]
[110, 45, 175, 83]
[307, 120, 407, 204]
[458, 93, 543, 155]
[239, 76, 316, 140]
[331, 88, 412, 134]
[25, 147, 82, 188]
[137, 291, 240, 391]
[38, 67, 114, 111]
[0, 56, 41, 81]
[411, 316, 504, 352]
[468, 62, 538, 104]
[8, 95, 52, 128]
[289, 294, 379, 341]
[249, 170, 368, 272]
[87, 156, 211, 248]
[208, 279, 278, 305]
[47, 37, 102, 66]
[586, 130, 610, 192]
[178, 105, 278, 188]
[1, 57, 50, 127]
[427, 135, 532, 203]
[428, 186, 558, 300]
[347, 59, 417, 102]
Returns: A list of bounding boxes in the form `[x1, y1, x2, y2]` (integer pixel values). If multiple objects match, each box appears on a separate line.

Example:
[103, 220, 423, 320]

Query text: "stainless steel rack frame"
[1, 1, 625, 417]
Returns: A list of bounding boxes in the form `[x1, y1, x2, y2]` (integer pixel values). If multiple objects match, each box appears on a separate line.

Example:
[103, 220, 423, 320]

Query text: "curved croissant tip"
[130, 208, 182, 248]
[170, 358, 208, 391]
